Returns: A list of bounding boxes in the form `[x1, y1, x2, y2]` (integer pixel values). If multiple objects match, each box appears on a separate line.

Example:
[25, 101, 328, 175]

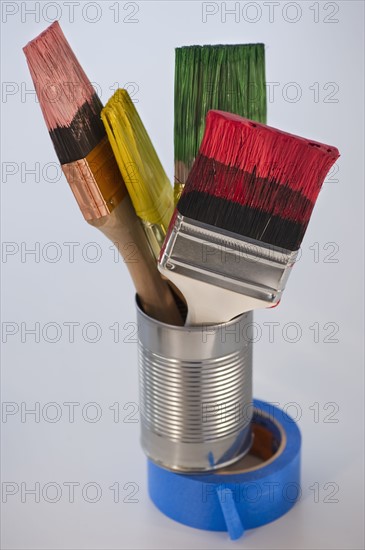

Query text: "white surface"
[1, 1, 364, 549]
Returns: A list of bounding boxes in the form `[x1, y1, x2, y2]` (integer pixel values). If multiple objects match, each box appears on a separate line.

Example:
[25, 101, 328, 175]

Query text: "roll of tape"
[148, 399, 301, 540]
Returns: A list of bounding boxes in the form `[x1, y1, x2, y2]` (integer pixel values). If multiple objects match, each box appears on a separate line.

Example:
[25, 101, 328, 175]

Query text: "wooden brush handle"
[90, 195, 183, 326]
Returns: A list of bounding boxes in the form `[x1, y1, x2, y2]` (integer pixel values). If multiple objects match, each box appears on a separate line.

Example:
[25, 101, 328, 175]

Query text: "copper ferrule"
[62, 136, 127, 221]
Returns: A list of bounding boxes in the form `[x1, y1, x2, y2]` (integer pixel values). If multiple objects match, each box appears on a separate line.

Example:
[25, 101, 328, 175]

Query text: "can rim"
[135, 294, 251, 331]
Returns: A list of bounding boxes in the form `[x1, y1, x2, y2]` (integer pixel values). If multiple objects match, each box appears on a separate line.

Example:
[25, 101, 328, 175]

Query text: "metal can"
[136, 299, 253, 471]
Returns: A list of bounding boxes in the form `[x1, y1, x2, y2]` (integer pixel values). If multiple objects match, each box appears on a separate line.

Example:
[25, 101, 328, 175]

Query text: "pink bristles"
[23, 21, 95, 131]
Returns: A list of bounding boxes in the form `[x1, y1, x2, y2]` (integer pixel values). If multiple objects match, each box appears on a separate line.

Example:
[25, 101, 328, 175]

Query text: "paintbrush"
[174, 44, 266, 204]
[159, 110, 340, 325]
[101, 89, 174, 259]
[23, 21, 182, 326]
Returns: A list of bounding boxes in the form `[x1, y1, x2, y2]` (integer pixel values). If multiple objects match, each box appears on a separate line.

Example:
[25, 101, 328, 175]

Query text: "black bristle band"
[178, 191, 306, 251]
[49, 93, 105, 164]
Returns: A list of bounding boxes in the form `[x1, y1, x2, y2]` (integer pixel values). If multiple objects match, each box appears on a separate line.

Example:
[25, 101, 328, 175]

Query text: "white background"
[1, 1, 364, 548]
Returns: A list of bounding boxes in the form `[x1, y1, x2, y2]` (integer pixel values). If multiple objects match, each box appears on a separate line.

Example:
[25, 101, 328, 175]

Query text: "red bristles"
[199, 111, 339, 203]
[177, 110, 340, 251]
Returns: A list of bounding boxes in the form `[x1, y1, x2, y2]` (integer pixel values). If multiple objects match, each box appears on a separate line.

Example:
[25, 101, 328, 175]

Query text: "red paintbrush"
[159, 110, 340, 325]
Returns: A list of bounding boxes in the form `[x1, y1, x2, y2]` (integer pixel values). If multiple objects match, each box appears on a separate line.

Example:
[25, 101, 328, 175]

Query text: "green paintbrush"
[174, 43, 267, 203]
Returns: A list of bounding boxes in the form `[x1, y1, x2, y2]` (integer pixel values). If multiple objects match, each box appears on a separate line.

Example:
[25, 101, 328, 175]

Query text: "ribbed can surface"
[136, 300, 253, 472]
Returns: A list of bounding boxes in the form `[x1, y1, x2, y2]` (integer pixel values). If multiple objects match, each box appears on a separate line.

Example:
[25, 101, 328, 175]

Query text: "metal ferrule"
[61, 136, 126, 221]
[160, 213, 298, 304]
[136, 299, 253, 472]
[141, 220, 167, 260]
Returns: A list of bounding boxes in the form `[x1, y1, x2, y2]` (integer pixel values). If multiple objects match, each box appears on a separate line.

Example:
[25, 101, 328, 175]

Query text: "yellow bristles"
[101, 89, 174, 254]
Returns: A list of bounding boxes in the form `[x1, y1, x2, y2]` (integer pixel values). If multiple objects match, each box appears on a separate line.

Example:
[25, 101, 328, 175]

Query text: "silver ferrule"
[159, 213, 298, 304]
[141, 220, 166, 260]
[136, 299, 253, 472]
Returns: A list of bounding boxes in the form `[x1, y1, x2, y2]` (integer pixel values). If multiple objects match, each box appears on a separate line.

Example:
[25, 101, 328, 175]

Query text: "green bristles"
[174, 44, 267, 194]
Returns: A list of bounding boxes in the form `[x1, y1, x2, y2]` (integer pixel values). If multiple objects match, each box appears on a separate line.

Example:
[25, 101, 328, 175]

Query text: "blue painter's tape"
[148, 399, 301, 539]
[216, 485, 245, 540]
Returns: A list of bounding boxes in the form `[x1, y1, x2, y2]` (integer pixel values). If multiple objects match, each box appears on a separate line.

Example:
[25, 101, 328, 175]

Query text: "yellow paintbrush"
[101, 89, 174, 259]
